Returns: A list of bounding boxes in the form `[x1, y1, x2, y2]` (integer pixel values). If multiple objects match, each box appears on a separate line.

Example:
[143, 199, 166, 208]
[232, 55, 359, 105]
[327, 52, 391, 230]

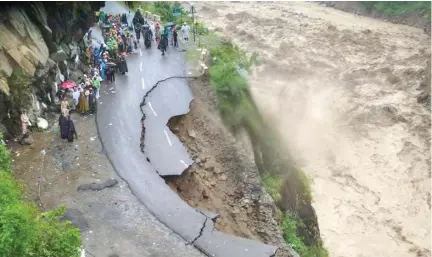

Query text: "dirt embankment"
[165, 76, 289, 250]
[190, 2, 431, 257]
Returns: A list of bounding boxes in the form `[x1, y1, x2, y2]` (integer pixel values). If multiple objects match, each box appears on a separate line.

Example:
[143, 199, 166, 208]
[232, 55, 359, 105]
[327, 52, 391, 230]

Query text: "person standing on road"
[92, 72, 103, 99]
[170, 25, 175, 46]
[58, 113, 68, 139]
[173, 27, 178, 47]
[66, 115, 78, 143]
[155, 22, 160, 43]
[78, 88, 89, 115]
[72, 87, 80, 111]
[20, 109, 30, 138]
[60, 96, 70, 117]
[88, 88, 97, 114]
[181, 22, 190, 42]
[158, 33, 168, 56]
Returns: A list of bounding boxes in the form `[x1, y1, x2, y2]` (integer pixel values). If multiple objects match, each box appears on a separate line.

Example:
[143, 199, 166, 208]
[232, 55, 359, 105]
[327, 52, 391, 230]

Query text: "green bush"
[281, 212, 329, 257]
[261, 172, 283, 202]
[363, 1, 431, 20]
[0, 137, 81, 257]
[208, 42, 263, 135]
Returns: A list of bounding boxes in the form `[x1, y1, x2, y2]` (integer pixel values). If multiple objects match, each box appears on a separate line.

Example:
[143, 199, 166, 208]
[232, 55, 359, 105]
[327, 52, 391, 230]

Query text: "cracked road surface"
[95, 2, 278, 257]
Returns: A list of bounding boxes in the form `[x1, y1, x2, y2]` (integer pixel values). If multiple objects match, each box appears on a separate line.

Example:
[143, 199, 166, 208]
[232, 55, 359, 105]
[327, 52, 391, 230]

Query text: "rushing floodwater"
[192, 2, 431, 257]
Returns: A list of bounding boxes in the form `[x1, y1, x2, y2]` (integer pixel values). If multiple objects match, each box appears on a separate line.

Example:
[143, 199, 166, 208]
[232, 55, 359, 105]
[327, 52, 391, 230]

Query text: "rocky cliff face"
[0, 2, 104, 137]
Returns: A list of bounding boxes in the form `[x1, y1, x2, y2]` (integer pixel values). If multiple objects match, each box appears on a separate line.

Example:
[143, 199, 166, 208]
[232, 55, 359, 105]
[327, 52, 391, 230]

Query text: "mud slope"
[191, 2, 431, 257]
[165, 76, 288, 249]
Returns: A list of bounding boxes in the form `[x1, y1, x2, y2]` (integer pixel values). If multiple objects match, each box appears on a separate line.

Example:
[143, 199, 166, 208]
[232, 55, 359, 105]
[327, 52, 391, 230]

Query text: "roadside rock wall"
[0, 2, 104, 138]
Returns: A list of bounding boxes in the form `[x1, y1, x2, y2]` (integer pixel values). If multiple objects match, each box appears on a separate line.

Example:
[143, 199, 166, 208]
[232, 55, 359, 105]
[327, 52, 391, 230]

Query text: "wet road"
[94, 2, 278, 257]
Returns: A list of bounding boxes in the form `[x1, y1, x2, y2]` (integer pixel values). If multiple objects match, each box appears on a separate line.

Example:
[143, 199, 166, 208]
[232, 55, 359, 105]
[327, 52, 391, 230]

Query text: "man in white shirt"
[181, 22, 190, 42]
[72, 87, 80, 111]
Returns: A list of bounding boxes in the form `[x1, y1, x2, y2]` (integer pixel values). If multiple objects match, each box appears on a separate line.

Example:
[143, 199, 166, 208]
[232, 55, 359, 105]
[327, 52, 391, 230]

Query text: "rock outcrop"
[0, 2, 104, 137]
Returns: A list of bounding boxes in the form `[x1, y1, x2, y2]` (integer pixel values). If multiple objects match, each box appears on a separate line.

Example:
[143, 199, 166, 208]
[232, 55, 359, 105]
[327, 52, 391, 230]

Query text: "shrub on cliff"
[0, 136, 81, 257]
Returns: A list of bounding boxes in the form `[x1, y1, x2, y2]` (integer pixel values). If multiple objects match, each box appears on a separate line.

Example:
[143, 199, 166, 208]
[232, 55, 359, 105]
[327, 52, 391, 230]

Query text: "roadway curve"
[95, 2, 278, 257]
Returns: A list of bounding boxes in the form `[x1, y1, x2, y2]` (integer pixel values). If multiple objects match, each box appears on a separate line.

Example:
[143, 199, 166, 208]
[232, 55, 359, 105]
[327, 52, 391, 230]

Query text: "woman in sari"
[58, 113, 68, 139]
[77, 88, 89, 115]
[155, 22, 160, 43]
[66, 115, 78, 142]
[117, 54, 128, 74]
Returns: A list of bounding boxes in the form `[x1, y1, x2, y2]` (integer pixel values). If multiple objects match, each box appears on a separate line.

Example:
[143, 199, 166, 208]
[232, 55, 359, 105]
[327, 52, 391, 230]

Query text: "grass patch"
[261, 172, 283, 202]
[0, 135, 81, 257]
[184, 32, 222, 62]
[293, 166, 313, 202]
[362, 1, 431, 20]
[281, 212, 329, 257]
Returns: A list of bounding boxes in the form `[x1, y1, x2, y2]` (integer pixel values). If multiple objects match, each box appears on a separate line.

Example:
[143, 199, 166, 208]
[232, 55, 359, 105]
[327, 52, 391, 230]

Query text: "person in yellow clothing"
[77, 88, 89, 115]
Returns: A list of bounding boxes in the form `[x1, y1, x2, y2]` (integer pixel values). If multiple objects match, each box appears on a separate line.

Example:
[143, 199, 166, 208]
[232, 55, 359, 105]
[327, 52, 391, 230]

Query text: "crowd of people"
[54, 11, 136, 143]
[20, 9, 193, 144]
[131, 8, 191, 55]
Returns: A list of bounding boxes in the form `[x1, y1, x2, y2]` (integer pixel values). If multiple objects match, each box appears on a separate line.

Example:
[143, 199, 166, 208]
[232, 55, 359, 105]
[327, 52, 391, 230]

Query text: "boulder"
[50, 49, 68, 62]
[35, 66, 49, 79]
[0, 7, 49, 77]
[28, 93, 42, 125]
[69, 69, 83, 82]
[6, 8, 48, 63]
[20, 134, 33, 145]
[37, 117, 48, 130]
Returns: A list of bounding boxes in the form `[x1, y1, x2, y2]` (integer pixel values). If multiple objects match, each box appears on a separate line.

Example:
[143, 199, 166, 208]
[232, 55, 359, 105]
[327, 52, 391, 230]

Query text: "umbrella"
[61, 81, 76, 89]
[165, 22, 176, 27]
[106, 62, 117, 67]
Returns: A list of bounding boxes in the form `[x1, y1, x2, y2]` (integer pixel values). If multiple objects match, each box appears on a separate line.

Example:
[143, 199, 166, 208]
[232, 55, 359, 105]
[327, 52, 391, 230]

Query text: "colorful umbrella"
[61, 81, 76, 89]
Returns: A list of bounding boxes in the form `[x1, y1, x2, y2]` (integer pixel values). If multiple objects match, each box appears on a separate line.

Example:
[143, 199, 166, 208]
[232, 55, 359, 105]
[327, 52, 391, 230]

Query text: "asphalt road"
[94, 2, 278, 257]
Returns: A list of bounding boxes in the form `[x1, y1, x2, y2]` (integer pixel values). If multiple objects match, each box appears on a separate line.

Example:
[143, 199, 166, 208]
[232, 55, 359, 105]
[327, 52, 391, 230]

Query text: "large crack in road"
[95, 2, 281, 256]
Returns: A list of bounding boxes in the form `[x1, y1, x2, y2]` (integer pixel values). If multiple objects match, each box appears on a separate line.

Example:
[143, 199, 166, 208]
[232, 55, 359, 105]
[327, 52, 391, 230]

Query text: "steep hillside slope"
[0, 2, 104, 137]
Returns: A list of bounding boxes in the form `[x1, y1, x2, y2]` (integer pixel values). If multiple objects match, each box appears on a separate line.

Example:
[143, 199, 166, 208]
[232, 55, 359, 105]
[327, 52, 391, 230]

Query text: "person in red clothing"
[155, 22, 160, 44]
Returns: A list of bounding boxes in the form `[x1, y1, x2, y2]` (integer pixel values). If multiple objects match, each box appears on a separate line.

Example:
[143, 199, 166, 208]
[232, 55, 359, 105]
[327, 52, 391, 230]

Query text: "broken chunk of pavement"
[50, 49, 68, 62]
[194, 219, 277, 257]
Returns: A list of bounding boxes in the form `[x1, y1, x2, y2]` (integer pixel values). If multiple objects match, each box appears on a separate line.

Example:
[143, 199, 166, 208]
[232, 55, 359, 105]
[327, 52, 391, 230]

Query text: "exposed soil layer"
[165, 76, 287, 248]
